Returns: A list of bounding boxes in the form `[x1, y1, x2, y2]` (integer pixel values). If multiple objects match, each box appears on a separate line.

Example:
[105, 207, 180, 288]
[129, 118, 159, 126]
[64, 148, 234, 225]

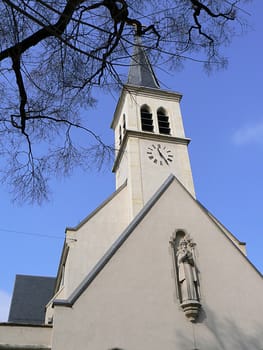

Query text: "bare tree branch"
[0, 0, 250, 203]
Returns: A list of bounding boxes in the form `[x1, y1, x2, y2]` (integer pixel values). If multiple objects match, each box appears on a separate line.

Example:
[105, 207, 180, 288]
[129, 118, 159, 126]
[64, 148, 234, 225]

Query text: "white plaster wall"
[62, 185, 130, 298]
[116, 134, 195, 219]
[115, 149, 128, 189]
[139, 138, 195, 200]
[113, 92, 138, 191]
[116, 133, 195, 219]
[52, 179, 263, 350]
[0, 324, 52, 347]
[125, 137, 144, 217]
[113, 90, 140, 152]
[128, 89, 186, 137]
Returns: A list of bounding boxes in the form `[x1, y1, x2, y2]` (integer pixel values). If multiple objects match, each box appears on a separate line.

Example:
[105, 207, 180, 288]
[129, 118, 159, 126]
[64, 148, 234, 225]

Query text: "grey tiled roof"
[127, 36, 160, 89]
[8, 274, 56, 325]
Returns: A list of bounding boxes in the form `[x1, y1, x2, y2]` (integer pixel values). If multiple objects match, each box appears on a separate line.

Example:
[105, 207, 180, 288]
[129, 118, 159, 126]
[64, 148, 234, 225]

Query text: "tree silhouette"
[0, 0, 249, 203]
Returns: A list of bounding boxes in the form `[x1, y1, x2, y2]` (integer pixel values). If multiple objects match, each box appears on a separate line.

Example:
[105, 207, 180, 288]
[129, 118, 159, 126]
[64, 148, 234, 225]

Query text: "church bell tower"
[111, 37, 195, 219]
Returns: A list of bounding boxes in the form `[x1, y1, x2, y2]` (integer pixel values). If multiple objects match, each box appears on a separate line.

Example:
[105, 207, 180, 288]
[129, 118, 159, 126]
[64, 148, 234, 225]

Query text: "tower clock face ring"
[147, 144, 174, 165]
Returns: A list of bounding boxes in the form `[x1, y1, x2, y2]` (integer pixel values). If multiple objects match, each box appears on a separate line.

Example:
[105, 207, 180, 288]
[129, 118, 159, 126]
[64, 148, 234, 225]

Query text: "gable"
[56, 180, 130, 299]
[52, 175, 263, 349]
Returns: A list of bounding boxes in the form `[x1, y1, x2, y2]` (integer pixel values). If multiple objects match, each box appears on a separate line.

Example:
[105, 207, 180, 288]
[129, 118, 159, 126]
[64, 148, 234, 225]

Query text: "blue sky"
[1, 2, 263, 321]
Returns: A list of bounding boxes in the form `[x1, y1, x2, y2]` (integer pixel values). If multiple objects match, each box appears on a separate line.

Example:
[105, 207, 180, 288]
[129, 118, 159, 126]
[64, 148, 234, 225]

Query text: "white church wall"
[51, 178, 263, 350]
[61, 184, 130, 299]
[0, 324, 52, 348]
[139, 138, 195, 201]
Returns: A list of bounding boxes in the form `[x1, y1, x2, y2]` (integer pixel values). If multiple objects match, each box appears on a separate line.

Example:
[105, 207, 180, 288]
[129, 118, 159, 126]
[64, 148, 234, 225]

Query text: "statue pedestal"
[181, 300, 201, 322]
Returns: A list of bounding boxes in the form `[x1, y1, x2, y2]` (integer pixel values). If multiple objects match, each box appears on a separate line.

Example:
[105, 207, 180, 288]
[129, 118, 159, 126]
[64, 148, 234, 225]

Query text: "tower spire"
[127, 35, 160, 89]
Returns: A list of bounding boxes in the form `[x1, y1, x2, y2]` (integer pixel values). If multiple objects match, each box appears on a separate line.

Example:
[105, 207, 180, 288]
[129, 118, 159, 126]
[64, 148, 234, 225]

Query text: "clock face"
[147, 144, 173, 165]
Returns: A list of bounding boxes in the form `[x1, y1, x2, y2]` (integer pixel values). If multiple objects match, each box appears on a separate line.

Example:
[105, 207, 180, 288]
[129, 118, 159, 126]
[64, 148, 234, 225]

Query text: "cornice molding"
[112, 129, 191, 172]
[123, 84, 182, 101]
[111, 84, 182, 129]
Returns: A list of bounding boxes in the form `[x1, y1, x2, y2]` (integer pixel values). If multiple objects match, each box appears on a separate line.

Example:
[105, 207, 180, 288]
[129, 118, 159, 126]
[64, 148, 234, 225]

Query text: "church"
[1, 38, 262, 350]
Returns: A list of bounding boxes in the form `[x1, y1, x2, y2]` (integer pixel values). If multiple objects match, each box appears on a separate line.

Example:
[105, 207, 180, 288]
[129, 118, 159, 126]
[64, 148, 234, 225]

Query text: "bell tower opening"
[140, 105, 154, 132]
[157, 107, 170, 135]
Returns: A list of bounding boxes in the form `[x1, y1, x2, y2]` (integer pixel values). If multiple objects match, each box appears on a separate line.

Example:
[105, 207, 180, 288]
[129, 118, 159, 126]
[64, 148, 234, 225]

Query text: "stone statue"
[176, 236, 199, 302]
[170, 232, 201, 322]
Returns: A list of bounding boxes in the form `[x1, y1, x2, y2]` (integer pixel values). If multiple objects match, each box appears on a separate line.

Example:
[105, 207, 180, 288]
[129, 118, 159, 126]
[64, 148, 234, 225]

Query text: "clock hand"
[157, 148, 169, 165]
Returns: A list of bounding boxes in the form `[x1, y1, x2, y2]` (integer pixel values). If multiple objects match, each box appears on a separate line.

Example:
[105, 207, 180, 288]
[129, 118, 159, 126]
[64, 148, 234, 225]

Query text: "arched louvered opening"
[157, 107, 170, 135]
[123, 113, 126, 131]
[140, 105, 153, 132]
[119, 125, 122, 146]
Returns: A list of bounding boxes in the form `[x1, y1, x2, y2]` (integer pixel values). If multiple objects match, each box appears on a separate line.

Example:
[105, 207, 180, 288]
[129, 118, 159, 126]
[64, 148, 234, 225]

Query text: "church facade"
[1, 39, 262, 350]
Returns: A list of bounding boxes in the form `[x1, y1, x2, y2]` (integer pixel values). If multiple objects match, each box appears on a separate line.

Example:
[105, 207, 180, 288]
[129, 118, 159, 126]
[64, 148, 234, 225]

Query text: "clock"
[147, 144, 173, 165]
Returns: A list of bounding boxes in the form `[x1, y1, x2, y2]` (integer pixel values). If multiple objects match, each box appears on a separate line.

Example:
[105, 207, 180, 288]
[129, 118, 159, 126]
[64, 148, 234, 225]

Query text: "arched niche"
[170, 230, 201, 322]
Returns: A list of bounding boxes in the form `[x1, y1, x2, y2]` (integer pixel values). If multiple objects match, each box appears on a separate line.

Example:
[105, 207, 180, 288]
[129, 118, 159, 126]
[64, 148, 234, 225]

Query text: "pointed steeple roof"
[127, 36, 160, 89]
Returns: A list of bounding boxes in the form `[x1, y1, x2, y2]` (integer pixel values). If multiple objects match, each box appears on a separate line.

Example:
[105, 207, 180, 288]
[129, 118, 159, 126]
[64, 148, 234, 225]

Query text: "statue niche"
[170, 231, 201, 322]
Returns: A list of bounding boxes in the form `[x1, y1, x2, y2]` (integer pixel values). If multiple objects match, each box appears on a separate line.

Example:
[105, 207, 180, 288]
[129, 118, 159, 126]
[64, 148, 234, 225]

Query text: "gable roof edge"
[53, 174, 262, 309]
[195, 200, 262, 277]
[53, 174, 176, 308]
[65, 180, 128, 232]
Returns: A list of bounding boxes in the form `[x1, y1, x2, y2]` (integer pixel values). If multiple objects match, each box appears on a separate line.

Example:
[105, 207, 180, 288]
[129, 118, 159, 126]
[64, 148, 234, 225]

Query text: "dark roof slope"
[127, 36, 160, 89]
[8, 275, 56, 325]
